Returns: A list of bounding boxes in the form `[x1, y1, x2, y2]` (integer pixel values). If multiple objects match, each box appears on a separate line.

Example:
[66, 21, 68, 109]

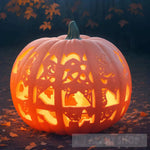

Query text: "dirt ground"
[0, 45, 150, 150]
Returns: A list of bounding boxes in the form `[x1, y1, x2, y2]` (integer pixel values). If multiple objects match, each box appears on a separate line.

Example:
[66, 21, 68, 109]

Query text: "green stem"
[65, 21, 81, 40]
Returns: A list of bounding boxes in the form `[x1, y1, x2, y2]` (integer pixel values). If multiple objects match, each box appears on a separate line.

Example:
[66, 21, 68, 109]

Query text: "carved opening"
[18, 104, 32, 121]
[125, 84, 130, 102]
[16, 81, 28, 100]
[79, 110, 95, 127]
[36, 109, 57, 125]
[61, 53, 80, 65]
[12, 47, 34, 74]
[106, 89, 120, 107]
[38, 86, 55, 105]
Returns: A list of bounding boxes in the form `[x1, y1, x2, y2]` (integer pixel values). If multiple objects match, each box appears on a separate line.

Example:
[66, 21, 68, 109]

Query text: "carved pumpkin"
[10, 21, 132, 135]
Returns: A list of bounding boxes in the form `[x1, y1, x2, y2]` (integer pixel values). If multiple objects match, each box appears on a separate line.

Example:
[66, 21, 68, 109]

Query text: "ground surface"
[0, 45, 150, 150]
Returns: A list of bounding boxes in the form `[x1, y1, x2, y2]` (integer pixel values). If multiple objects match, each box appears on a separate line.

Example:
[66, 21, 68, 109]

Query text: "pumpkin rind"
[10, 22, 132, 135]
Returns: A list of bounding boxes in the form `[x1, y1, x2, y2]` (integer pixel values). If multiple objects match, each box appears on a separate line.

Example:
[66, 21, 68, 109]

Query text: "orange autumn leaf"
[40, 21, 52, 31]
[25, 142, 37, 150]
[63, 18, 72, 25]
[57, 145, 64, 148]
[0, 136, 10, 141]
[118, 20, 128, 28]
[140, 112, 148, 117]
[71, 0, 81, 13]
[0, 12, 7, 20]
[1, 121, 11, 127]
[0, 144, 7, 147]
[86, 19, 98, 28]
[82, 11, 90, 17]
[18, 0, 30, 6]
[9, 132, 18, 137]
[24, 7, 37, 19]
[128, 3, 143, 16]
[20, 127, 27, 131]
[45, 3, 60, 20]
[105, 14, 113, 20]
[108, 7, 124, 15]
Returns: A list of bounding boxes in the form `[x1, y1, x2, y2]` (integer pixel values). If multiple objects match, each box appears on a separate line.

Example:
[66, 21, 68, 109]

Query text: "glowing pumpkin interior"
[10, 21, 132, 135]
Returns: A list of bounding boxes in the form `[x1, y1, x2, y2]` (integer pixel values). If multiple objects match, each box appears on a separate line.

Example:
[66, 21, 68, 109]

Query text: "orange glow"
[61, 53, 80, 65]
[38, 86, 55, 105]
[125, 84, 130, 101]
[63, 114, 71, 127]
[101, 78, 107, 84]
[109, 110, 117, 120]
[36, 64, 44, 79]
[36, 109, 57, 125]
[18, 104, 32, 121]
[80, 73, 86, 80]
[16, 81, 28, 100]
[62, 91, 91, 107]
[50, 55, 58, 63]
[121, 105, 126, 116]
[89, 72, 94, 83]
[80, 64, 86, 70]
[33, 87, 37, 104]
[12, 47, 34, 74]
[106, 89, 120, 107]
[79, 110, 95, 127]
[82, 54, 87, 61]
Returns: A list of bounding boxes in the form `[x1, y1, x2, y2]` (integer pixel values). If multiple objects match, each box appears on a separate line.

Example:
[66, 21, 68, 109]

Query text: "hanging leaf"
[40, 21, 52, 31]
[45, 3, 61, 20]
[86, 19, 98, 28]
[0, 12, 7, 20]
[18, 0, 30, 6]
[82, 11, 90, 17]
[71, 0, 81, 13]
[25, 142, 37, 150]
[118, 20, 128, 28]
[128, 3, 143, 16]
[63, 18, 72, 25]
[105, 14, 113, 20]
[24, 7, 37, 19]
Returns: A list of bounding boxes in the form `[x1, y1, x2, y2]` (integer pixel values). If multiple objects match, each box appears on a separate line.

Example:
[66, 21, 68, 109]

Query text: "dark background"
[0, 0, 150, 55]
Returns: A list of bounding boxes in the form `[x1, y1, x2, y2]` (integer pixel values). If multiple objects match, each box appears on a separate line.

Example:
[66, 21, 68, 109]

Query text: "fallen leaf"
[20, 127, 27, 131]
[1, 136, 10, 141]
[0, 144, 7, 147]
[25, 142, 37, 150]
[9, 132, 18, 137]
[41, 142, 47, 145]
[1, 121, 11, 127]
[128, 128, 133, 132]
[88, 145, 96, 150]
[57, 145, 64, 148]
[140, 112, 148, 117]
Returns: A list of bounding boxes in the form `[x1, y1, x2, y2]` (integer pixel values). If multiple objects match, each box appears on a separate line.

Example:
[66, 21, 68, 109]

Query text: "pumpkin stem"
[65, 21, 81, 40]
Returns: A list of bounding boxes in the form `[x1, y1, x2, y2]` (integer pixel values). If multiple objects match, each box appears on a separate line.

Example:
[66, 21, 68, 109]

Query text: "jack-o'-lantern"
[10, 21, 132, 135]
